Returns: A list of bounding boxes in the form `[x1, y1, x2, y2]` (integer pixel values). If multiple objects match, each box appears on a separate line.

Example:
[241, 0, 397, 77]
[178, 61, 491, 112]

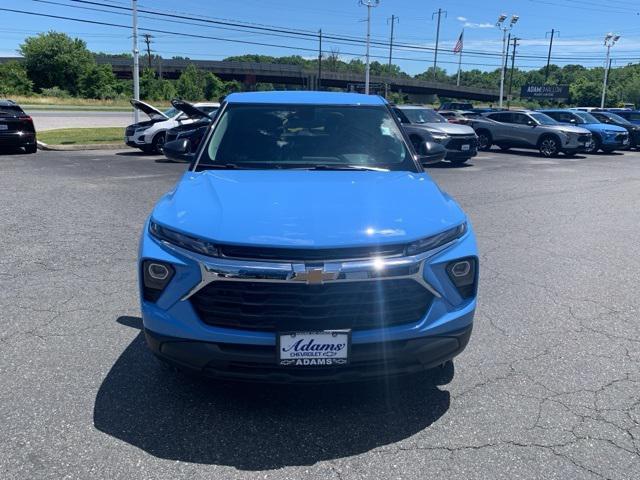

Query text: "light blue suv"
[539, 109, 629, 153]
[139, 91, 478, 382]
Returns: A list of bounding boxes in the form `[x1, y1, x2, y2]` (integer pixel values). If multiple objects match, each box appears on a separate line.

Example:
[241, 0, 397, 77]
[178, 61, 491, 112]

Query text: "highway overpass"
[0, 56, 500, 102]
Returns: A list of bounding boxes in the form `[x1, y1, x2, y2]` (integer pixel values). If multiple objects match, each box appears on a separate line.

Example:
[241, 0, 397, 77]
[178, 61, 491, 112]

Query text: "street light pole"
[601, 33, 620, 109]
[132, 0, 140, 123]
[496, 14, 518, 109]
[432, 8, 447, 79]
[359, 0, 380, 95]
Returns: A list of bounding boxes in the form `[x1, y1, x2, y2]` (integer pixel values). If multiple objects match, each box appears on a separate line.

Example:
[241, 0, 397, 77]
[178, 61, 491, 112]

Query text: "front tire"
[476, 130, 492, 151]
[584, 135, 601, 154]
[538, 135, 560, 157]
[151, 132, 166, 154]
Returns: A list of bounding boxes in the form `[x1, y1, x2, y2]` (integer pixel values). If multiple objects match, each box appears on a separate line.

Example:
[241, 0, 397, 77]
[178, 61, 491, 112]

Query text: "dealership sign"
[520, 84, 569, 100]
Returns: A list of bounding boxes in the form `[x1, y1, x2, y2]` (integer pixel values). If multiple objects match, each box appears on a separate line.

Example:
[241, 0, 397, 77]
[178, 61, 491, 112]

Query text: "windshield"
[573, 111, 599, 124]
[529, 113, 557, 125]
[196, 104, 415, 171]
[399, 108, 447, 124]
[163, 107, 180, 118]
[601, 112, 631, 125]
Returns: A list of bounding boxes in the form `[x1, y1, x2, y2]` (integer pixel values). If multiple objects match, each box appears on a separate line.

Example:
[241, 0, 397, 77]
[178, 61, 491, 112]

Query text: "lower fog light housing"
[446, 257, 478, 299]
[142, 260, 175, 302]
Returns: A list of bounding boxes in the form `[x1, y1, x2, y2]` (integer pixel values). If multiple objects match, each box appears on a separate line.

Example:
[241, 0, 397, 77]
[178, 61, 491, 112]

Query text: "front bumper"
[442, 135, 478, 160]
[145, 325, 472, 382]
[139, 221, 478, 381]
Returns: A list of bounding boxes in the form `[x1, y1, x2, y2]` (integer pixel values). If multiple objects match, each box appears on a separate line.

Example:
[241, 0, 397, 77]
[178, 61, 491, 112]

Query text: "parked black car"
[0, 100, 37, 153]
[589, 110, 640, 149]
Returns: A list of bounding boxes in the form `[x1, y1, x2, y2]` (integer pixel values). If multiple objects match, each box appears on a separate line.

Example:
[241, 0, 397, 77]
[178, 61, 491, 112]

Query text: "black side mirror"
[417, 140, 447, 166]
[163, 139, 194, 162]
[527, 120, 536, 126]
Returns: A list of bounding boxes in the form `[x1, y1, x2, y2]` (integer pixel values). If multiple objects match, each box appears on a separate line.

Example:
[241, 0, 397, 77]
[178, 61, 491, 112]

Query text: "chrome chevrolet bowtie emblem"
[292, 265, 340, 285]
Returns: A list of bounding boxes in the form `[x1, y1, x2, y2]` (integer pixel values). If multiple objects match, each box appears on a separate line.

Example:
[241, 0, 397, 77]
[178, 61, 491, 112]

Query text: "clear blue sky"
[3, 0, 640, 74]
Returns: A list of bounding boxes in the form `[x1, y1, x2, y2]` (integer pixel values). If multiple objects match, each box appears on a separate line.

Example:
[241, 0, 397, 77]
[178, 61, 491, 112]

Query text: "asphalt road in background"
[1, 148, 639, 479]
[25, 110, 134, 131]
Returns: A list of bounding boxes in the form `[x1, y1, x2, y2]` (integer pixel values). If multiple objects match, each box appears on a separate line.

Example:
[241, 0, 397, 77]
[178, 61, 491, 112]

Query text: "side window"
[488, 112, 511, 123]
[512, 113, 531, 125]
[545, 112, 562, 122]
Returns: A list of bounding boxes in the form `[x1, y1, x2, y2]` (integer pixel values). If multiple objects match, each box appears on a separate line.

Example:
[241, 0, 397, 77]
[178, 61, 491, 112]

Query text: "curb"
[37, 141, 126, 151]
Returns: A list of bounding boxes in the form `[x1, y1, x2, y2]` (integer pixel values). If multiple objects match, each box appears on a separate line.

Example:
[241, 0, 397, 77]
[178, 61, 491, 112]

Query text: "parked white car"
[125, 100, 220, 153]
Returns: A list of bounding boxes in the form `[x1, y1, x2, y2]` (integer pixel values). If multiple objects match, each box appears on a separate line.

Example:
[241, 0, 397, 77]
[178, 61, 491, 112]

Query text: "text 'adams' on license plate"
[278, 331, 350, 367]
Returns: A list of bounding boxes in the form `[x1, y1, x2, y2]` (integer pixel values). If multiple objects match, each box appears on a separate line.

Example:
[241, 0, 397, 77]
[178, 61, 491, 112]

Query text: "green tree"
[176, 64, 206, 100]
[140, 68, 176, 101]
[0, 61, 33, 95]
[203, 72, 226, 100]
[19, 31, 94, 94]
[78, 64, 117, 99]
[570, 79, 602, 106]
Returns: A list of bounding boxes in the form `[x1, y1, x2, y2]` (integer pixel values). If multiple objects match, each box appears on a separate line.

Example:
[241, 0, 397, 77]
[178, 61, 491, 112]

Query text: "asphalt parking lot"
[1, 147, 639, 479]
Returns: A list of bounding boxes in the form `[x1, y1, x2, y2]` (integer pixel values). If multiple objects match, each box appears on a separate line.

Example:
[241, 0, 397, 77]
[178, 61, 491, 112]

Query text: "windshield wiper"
[200, 163, 249, 170]
[303, 165, 389, 172]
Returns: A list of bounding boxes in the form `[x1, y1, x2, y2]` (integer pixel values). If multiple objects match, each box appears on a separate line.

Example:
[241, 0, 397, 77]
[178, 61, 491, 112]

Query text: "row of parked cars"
[123, 98, 640, 163]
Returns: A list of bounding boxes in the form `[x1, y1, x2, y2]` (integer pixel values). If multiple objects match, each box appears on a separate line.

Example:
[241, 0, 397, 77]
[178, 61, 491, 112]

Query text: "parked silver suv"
[392, 106, 478, 164]
[470, 110, 593, 157]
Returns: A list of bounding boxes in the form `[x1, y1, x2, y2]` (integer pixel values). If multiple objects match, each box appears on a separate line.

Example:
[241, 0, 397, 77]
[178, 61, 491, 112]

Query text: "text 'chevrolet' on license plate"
[278, 331, 350, 367]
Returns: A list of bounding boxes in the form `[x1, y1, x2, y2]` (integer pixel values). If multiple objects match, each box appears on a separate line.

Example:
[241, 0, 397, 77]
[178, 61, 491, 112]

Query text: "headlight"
[604, 130, 619, 135]
[429, 132, 450, 143]
[559, 130, 575, 136]
[406, 223, 467, 256]
[149, 220, 219, 256]
[135, 126, 150, 134]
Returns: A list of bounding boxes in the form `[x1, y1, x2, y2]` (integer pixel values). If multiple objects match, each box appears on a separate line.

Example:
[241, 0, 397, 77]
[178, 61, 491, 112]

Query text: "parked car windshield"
[398, 108, 447, 124]
[163, 107, 180, 118]
[601, 112, 633, 125]
[529, 113, 558, 125]
[573, 111, 599, 124]
[197, 104, 416, 171]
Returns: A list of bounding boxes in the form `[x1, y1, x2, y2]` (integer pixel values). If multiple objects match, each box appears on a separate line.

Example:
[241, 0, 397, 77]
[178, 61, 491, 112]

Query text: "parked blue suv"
[139, 91, 478, 382]
[539, 109, 629, 153]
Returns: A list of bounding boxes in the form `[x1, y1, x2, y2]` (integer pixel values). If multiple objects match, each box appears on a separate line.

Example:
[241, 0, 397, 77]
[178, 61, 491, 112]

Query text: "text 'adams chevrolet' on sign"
[520, 84, 570, 100]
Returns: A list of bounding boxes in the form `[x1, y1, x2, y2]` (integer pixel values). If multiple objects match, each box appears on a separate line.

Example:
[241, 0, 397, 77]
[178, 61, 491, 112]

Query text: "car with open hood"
[124, 99, 219, 153]
[164, 99, 219, 157]
[392, 105, 478, 164]
[139, 91, 478, 382]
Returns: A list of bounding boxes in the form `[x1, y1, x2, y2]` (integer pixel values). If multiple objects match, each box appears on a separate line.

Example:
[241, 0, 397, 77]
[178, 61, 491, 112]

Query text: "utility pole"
[601, 33, 620, 108]
[359, 0, 380, 95]
[386, 15, 398, 97]
[142, 33, 153, 69]
[318, 29, 322, 90]
[496, 14, 519, 109]
[508, 37, 520, 108]
[432, 8, 447, 79]
[132, 0, 139, 123]
[545, 29, 557, 81]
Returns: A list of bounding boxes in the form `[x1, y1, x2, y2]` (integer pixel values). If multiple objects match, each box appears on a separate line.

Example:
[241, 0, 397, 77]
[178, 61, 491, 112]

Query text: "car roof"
[0, 99, 18, 107]
[224, 91, 386, 105]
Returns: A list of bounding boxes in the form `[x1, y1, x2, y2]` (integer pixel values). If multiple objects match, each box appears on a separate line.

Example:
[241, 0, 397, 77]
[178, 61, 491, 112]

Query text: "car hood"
[579, 123, 627, 133]
[151, 171, 466, 248]
[130, 99, 167, 120]
[545, 125, 592, 134]
[421, 122, 476, 135]
[171, 99, 210, 119]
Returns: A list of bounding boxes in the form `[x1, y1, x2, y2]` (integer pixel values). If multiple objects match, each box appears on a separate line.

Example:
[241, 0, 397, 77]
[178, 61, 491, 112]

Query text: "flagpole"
[456, 29, 464, 86]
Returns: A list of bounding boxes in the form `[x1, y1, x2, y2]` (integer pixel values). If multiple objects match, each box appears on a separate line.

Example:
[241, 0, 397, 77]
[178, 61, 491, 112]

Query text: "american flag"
[453, 30, 464, 54]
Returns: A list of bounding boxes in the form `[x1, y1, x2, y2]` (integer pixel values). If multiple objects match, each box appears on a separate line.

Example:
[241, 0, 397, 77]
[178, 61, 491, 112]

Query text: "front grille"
[191, 279, 433, 332]
[125, 126, 135, 136]
[616, 133, 628, 142]
[446, 135, 477, 150]
[219, 243, 406, 261]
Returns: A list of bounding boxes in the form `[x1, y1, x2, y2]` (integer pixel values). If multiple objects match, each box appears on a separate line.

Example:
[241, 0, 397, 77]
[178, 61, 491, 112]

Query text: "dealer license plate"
[461, 144, 470, 151]
[0, 124, 8, 130]
[278, 331, 350, 367]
